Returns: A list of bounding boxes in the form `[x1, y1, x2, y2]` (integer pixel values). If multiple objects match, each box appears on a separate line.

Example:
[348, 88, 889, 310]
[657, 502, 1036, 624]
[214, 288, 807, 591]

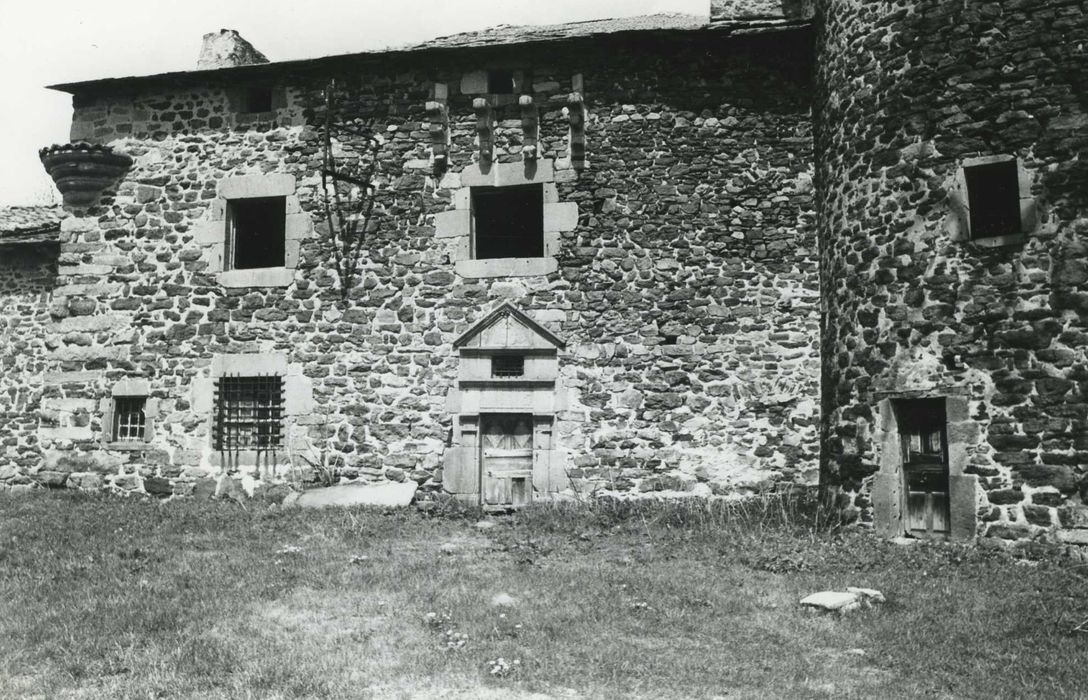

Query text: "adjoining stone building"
[2, 0, 1086, 552]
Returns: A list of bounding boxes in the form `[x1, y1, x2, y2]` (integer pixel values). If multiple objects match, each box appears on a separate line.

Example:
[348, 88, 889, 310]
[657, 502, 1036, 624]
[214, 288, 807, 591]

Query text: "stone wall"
[0, 245, 56, 486]
[816, 0, 1088, 548]
[28, 29, 820, 499]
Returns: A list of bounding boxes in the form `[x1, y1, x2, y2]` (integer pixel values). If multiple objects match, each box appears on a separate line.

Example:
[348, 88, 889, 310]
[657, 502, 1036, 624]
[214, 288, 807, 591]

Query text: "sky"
[0, 0, 707, 206]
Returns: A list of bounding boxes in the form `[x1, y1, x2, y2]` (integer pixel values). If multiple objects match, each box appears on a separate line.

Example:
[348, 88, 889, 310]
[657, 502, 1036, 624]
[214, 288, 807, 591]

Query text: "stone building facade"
[816, 0, 1088, 548]
[2, 0, 1086, 552]
[4, 11, 821, 505]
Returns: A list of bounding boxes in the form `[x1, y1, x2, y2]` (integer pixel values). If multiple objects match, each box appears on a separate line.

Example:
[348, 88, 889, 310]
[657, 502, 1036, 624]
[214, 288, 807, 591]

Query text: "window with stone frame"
[491, 354, 525, 377]
[964, 159, 1021, 240]
[471, 184, 544, 259]
[214, 375, 285, 450]
[226, 196, 286, 270]
[111, 396, 147, 442]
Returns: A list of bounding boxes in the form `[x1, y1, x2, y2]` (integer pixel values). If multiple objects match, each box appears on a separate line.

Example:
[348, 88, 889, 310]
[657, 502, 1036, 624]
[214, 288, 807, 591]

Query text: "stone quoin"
[1, 0, 1086, 553]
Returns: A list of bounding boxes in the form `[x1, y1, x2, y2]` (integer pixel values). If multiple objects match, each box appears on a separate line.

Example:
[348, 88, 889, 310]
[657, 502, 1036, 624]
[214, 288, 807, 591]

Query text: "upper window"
[242, 86, 273, 113]
[214, 376, 284, 451]
[964, 159, 1020, 240]
[112, 397, 146, 442]
[487, 70, 515, 95]
[472, 185, 544, 260]
[226, 196, 286, 270]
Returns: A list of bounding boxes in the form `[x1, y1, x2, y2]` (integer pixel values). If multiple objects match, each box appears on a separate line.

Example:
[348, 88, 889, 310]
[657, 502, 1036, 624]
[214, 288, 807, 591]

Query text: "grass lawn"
[0, 492, 1085, 699]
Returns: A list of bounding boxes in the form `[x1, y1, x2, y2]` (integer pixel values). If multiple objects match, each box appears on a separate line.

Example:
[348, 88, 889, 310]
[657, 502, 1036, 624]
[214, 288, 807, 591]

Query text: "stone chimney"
[197, 29, 269, 69]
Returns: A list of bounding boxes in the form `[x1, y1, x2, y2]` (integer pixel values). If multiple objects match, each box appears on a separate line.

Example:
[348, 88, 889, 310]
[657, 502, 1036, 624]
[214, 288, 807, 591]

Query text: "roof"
[404, 13, 704, 51]
[0, 205, 64, 245]
[48, 12, 811, 95]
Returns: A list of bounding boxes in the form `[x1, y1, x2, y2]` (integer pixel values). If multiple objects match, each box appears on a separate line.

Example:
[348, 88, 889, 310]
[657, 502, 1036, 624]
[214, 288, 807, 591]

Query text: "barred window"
[112, 397, 146, 442]
[214, 375, 284, 451]
[491, 355, 525, 377]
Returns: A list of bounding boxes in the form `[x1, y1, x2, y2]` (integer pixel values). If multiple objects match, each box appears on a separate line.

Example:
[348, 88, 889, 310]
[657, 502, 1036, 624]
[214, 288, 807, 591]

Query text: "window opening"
[964, 159, 1020, 239]
[492, 355, 525, 377]
[472, 184, 544, 259]
[214, 375, 284, 451]
[112, 397, 146, 442]
[227, 196, 286, 270]
[243, 86, 273, 113]
[895, 398, 950, 536]
[487, 70, 514, 94]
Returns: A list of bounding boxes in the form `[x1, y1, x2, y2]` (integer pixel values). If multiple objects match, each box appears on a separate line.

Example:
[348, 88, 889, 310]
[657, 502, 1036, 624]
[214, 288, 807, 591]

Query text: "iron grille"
[112, 397, 146, 441]
[492, 355, 525, 377]
[214, 375, 284, 451]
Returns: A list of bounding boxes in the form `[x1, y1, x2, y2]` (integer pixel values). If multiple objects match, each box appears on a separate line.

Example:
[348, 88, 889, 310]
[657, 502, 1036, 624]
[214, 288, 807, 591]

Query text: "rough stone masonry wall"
[816, 0, 1088, 547]
[30, 30, 819, 499]
[0, 246, 56, 487]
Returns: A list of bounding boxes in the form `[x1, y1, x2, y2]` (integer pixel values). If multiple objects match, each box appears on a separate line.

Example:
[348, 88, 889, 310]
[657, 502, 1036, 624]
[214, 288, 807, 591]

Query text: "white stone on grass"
[800, 588, 885, 614]
[490, 593, 517, 608]
[294, 481, 417, 509]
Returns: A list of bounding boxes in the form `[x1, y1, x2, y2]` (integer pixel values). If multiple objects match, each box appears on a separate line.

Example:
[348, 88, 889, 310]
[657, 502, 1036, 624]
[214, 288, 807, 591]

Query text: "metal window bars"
[491, 355, 525, 377]
[112, 397, 146, 441]
[214, 374, 285, 452]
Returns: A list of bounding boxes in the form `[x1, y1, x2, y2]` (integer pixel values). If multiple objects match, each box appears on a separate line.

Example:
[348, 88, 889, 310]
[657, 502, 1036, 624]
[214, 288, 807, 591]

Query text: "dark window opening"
[894, 398, 950, 535]
[227, 196, 286, 270]
[492, 355, 525, 377]
[112, 397, 146, 442]
[964, 160, 1020, 239]
[487, 70, 514, 94]
[472, 185, 544, 259]
[661, 334, 678, 346]
[243, 86, 273, 113]
[214, 376, 284, 451]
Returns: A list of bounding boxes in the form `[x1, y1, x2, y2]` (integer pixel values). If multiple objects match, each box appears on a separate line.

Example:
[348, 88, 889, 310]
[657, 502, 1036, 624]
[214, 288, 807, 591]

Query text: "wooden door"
[898, 400, 950, 537]
[480, 414, 533, 506]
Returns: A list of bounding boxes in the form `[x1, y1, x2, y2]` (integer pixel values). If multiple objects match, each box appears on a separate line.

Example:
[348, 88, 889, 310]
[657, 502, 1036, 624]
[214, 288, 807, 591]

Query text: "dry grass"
[0, 491, 1085, 699]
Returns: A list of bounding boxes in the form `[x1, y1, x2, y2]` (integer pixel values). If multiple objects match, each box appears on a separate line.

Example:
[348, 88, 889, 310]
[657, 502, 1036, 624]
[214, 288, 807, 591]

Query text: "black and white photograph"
[1, 0, 1086, 696]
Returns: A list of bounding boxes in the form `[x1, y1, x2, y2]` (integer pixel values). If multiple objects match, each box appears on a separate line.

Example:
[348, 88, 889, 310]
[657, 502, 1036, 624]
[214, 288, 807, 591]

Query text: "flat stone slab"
[801, 587, 886, 614]
[295, 481, 418, 509]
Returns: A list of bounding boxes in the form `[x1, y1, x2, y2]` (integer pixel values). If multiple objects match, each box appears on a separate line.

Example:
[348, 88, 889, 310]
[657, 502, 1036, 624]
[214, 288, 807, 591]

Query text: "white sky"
[0, 0, 707, 205]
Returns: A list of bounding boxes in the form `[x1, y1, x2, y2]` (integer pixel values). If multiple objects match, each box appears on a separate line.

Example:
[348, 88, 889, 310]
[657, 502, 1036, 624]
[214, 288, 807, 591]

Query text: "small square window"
[243, 86, 273, 113]
[112, 397, 146, 442]
[492, 355, 525, 377]
[964, 159, 1020, 239]
[472, 185, 544, 259]
[214, 376, 284, 451]
[227, 196, 286, 270]
[487, 70, 514, 95]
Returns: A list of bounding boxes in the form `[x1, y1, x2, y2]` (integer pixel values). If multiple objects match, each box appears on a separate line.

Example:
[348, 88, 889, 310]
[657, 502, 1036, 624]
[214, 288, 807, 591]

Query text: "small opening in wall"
[492, 355, 525, 377]
[227, 196, 286, 270]
[487, 69, 515, 95]
[472, 184, 544, 259]
[964, 159, 1020, 239]
[112, 396, 146, 442]
[661, 334, 678, 346]
[243, 86, 274, 113]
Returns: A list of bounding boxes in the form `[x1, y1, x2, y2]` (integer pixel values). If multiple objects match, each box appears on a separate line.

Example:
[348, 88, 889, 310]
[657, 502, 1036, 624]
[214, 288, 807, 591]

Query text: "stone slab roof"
[48, 12, 811, 95]
[0, 205, 64, 245]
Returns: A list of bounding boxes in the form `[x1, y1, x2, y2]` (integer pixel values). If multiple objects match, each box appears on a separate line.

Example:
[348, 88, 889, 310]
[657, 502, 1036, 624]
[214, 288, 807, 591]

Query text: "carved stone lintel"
[39, 142, 133, 208]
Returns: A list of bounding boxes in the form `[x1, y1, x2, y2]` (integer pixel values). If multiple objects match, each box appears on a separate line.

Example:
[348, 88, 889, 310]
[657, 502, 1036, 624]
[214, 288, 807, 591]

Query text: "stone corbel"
[39, 142, 134, 208]
[473, 97, 494, 166]
[566, 93, 586, 171]
[426, 83, 450, 177]
[520, 95, 539, 161]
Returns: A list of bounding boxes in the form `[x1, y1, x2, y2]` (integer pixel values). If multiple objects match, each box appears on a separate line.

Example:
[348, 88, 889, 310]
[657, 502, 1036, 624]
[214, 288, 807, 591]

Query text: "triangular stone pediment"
[453, 302, 565, 351]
